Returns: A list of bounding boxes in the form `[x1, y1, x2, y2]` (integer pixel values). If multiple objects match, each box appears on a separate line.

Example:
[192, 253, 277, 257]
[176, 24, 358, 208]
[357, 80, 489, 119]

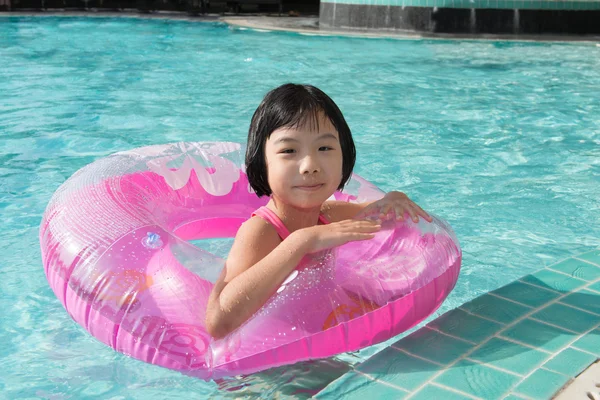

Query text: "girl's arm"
[324, 191, 432, 223]
[205, 218, 306, 339]
[205, 217, 380, 339]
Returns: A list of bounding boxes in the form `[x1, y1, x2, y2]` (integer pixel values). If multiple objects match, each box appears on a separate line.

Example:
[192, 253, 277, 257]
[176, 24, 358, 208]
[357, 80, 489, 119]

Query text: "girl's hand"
[294, 220, 381, 254]
[360, 191, 432, 223]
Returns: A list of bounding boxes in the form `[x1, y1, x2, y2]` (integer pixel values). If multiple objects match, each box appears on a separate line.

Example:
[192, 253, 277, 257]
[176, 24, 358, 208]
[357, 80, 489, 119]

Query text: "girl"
[206, 84, 431, 339]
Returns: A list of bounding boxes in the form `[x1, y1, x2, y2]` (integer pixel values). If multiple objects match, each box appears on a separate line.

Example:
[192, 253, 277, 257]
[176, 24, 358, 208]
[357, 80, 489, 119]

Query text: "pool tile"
[578, 249, 600, 266]
[314, 371, 407, 399]
[491, 281, 559, 308]
[587, 281, 600, 293]
[521, 269, 586, 293]
[501, 318, 575, 353]
[427, 308, 503, 343]
[543, 347, 596, 377]
[513, 368, 570, 399]
[434, 359, 520, 399]
[560, 289, 600, 315]
[356, 347, 442, 391]
[549, 257, 600, 282]
[410, 383, 473, 400]
[571, 329, 600, 356]
[392, 327, 475, 365]
[460, 294, 530, 324]
[468, 337, 548, 375]
[531, 303, 600, 333]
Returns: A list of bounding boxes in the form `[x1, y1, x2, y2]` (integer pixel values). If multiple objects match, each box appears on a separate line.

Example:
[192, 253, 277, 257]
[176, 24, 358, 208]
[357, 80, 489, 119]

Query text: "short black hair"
[246, 83, 356, 197]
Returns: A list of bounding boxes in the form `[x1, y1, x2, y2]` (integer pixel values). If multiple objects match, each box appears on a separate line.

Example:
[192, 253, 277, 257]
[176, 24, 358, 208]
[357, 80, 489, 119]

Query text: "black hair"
[245, 83, 356, 197]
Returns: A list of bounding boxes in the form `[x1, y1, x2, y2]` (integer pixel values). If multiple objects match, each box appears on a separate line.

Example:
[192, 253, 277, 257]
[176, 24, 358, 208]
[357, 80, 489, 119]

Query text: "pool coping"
[2, 11, 600, 42]
[315, 247, 600, 399]
[221, 15, 600, 42]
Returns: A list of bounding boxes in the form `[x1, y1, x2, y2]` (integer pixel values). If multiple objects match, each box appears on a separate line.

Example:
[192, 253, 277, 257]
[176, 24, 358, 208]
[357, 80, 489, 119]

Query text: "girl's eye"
[319, 146, 333, 151]
[280, 149, 295, 154]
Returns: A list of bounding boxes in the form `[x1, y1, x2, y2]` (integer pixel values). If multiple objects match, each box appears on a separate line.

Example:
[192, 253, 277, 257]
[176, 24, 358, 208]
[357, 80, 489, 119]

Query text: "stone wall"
[319, 0, 600, 34]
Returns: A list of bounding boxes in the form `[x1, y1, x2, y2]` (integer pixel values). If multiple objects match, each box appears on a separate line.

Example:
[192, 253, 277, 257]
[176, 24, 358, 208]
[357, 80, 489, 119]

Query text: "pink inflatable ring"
[39, 142, 461, 379]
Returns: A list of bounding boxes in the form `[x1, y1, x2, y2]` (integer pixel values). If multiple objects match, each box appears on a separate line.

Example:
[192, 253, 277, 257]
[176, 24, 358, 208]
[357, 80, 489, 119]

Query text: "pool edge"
[315, 247, 600, 399]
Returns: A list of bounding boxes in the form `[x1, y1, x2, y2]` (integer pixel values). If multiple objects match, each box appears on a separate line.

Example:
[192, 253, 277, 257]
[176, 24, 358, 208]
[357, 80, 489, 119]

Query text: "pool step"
[555, 361, 600, 400]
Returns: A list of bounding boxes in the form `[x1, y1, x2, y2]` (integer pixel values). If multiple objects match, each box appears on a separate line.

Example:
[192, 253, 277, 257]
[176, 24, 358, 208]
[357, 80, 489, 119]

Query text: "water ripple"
[1, 15, 600, 399]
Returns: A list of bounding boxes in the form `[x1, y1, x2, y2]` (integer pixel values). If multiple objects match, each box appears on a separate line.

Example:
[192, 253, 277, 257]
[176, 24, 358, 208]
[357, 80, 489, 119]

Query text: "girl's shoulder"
[225, 216, 281, 277]
[321, 200, 364, 222]
[236, 215, 281, 246]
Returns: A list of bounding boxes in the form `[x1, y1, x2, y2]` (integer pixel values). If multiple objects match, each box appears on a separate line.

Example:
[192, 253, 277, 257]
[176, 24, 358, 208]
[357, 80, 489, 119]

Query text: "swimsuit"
[251, 206, 329, 240]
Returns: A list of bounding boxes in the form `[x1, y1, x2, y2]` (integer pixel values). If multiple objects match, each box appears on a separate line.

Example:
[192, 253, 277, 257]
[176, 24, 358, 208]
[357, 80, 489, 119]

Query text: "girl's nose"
[300, 156, 320, 174]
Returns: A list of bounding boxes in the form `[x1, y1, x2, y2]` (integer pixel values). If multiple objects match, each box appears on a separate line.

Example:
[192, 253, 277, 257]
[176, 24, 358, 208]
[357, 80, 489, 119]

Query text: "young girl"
[205, 83, 431, 339]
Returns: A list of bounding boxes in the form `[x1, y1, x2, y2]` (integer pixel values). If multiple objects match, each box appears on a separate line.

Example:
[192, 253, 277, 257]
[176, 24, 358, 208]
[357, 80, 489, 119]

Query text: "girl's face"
[264, 113, 343, 210]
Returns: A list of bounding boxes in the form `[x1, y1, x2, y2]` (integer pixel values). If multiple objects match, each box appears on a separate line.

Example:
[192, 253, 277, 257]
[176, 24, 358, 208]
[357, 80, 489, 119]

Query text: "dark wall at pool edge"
[319, 5, 600, 34]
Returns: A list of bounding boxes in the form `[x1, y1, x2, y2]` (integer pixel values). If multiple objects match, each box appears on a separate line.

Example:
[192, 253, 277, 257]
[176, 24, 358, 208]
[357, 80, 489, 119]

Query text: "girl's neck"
[267, 197, 323, 233]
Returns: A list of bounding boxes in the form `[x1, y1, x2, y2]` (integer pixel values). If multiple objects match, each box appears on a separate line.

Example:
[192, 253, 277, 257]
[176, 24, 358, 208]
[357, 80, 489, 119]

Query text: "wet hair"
[246, 83, 356, 197]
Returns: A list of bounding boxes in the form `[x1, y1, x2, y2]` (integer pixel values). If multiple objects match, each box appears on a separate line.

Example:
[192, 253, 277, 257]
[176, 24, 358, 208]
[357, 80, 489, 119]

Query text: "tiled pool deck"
[316, 248, 600, 399]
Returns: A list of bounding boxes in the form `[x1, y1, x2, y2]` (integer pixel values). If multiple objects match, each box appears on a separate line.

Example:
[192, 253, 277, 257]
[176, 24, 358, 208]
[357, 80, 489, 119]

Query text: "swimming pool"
[1, 15, 599, 399]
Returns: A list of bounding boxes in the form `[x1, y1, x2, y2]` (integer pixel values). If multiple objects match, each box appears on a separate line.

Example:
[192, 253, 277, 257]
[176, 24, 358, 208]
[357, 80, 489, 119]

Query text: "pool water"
[1, 15, 599, 399]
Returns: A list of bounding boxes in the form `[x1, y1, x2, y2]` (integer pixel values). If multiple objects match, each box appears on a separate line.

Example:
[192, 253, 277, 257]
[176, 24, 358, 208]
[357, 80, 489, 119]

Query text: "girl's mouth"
[294, 184, 324, 191]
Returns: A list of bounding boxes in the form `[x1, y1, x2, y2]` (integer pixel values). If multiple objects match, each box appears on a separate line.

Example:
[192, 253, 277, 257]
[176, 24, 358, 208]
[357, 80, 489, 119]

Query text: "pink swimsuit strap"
[252, 206, 330, 240]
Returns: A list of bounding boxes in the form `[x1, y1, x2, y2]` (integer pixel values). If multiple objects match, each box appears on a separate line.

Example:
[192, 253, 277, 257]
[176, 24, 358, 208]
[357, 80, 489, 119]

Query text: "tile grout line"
[464, 357, 524, 377]
[517, 278, 562, 295]
[530, 250, 600, 273]
[389, 347, 447, 367]
[458, 306, 509, 325]
[495, 334, 553, 354]
[352, 369, 411, 393]
[425, 326, 478, 345]
[545, 266, 590, 282]
[505, 392, 535, 400]
[556, 249, 600, 266]
[466, 288, 599, 330]
[541, 365, 580, 377]
[457, 307, 517, 326]
[406, 257, 600, 400]
[505, 317, 600, 399]
[583, 286, 600, 295]
[533, 250, 600, 273]
[570, 344, 600, 358]
[557, 301, 600, 317]
[513, 248, 600, 294]
[429, 381, 483, 399]
[525, 316, 581, 335]
[487, 291, 534, 309]
[488, 288, 600, 322]
[573, 256, 600, 268]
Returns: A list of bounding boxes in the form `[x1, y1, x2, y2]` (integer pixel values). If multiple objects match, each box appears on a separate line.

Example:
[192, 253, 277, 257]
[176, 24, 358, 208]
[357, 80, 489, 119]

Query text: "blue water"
[1, 15, 599, 398]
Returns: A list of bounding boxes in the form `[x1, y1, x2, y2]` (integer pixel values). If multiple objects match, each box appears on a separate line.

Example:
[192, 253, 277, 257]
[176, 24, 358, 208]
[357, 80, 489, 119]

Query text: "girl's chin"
[273, 190, 335, 210]
[280, 197, 331, 211]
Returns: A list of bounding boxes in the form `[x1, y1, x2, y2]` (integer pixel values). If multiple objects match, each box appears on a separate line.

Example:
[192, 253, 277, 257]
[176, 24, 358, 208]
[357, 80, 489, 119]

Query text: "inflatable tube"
[39, 142, 461, 379]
